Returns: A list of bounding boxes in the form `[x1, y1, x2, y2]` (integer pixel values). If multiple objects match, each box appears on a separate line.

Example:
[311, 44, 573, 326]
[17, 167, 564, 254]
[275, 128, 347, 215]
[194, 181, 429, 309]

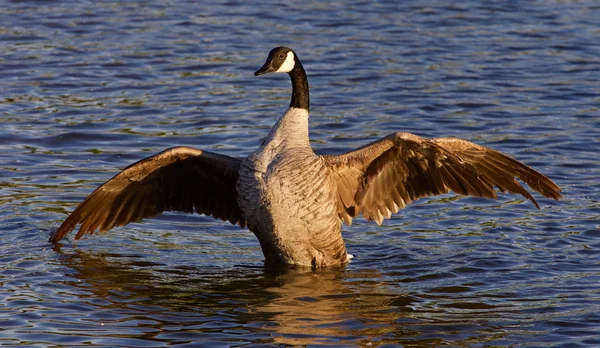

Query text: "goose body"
[237, 107, 346, 266]
[50, 47, 562, 267]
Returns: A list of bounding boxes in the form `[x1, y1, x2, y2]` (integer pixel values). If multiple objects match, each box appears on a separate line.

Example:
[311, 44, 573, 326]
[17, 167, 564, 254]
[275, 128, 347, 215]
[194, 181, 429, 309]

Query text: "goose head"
[254, 47, 309, 111]
[255, 47, 296, 76]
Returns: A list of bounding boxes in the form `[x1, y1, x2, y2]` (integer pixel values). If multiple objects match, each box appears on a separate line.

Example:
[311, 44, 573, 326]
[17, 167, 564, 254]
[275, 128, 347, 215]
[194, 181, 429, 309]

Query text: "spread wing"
[50, 146, 245, 242]
[322, 132, 562, 225]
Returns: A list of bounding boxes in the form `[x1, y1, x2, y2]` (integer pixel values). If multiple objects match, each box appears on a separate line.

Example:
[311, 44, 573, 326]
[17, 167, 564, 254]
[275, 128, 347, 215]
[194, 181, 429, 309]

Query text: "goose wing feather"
[323, 132, 561, 225]
[50, 146, 245, 242]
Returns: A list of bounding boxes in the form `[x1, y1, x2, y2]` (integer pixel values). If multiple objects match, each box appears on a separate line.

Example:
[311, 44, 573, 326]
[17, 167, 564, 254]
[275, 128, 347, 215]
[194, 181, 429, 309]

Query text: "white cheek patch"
[275, 51, 295, 73]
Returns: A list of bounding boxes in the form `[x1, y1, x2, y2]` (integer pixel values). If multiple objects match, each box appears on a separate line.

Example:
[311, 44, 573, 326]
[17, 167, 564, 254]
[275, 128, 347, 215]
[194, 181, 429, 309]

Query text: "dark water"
[1, 0, 599, 346]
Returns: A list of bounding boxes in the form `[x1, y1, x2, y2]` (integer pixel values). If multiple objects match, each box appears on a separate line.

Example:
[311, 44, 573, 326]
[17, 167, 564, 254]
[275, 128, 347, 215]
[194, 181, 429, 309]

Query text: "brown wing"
[322, 132, 562, 225]
[50, 146, 245, 242]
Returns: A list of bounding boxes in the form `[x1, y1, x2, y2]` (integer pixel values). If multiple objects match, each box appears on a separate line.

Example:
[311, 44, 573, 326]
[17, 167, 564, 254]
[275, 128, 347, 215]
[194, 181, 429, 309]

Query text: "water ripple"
[1, 0, 600, 346]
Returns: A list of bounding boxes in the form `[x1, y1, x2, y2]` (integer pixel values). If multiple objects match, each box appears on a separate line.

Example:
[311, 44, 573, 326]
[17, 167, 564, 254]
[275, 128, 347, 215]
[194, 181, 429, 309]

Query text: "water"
[1, 0, 599, 346]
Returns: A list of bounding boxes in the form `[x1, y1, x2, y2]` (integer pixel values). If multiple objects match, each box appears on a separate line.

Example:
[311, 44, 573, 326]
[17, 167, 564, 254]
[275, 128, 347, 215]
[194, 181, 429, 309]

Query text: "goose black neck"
[288, 58, 309, 112]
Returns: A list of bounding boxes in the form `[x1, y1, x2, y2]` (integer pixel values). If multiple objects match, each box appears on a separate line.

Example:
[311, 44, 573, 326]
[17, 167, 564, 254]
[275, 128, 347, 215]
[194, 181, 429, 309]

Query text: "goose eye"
[279, 53, 285, 59]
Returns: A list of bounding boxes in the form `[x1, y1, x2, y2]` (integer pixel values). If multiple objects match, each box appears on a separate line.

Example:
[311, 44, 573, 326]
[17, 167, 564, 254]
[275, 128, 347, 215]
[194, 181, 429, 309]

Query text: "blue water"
[1, 0, 599, 346]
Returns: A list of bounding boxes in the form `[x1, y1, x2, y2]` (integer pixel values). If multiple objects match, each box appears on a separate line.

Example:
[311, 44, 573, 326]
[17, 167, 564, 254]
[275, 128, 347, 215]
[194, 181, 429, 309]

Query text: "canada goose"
[50, 47, 562, 268]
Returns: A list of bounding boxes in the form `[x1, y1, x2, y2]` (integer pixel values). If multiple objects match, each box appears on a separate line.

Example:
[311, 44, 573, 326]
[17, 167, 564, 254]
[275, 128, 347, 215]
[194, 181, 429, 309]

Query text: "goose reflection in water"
[53, 244, 513, 346]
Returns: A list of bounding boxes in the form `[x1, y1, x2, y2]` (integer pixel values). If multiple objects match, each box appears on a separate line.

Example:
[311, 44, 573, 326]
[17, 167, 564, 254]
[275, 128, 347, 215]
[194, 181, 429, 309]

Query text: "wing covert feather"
[50, 146, 245, 242]
[323, 132, 561, 225]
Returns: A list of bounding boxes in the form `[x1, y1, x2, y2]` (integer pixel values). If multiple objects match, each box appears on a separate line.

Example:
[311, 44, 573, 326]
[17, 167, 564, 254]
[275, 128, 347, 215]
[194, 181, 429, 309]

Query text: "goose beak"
[254, 62, 274, 76]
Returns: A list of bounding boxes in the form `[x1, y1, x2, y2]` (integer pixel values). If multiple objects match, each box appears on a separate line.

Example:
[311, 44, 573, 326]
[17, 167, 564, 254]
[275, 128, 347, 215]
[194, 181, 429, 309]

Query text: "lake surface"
[1, 0, 599, 346]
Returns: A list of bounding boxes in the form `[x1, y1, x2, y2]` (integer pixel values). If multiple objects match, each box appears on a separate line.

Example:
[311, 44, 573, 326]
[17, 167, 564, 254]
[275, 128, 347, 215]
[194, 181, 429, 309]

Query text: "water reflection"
[51, 242, 547, 346]
[54, 245, 420, 345]
[256, 269, 412, 345]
